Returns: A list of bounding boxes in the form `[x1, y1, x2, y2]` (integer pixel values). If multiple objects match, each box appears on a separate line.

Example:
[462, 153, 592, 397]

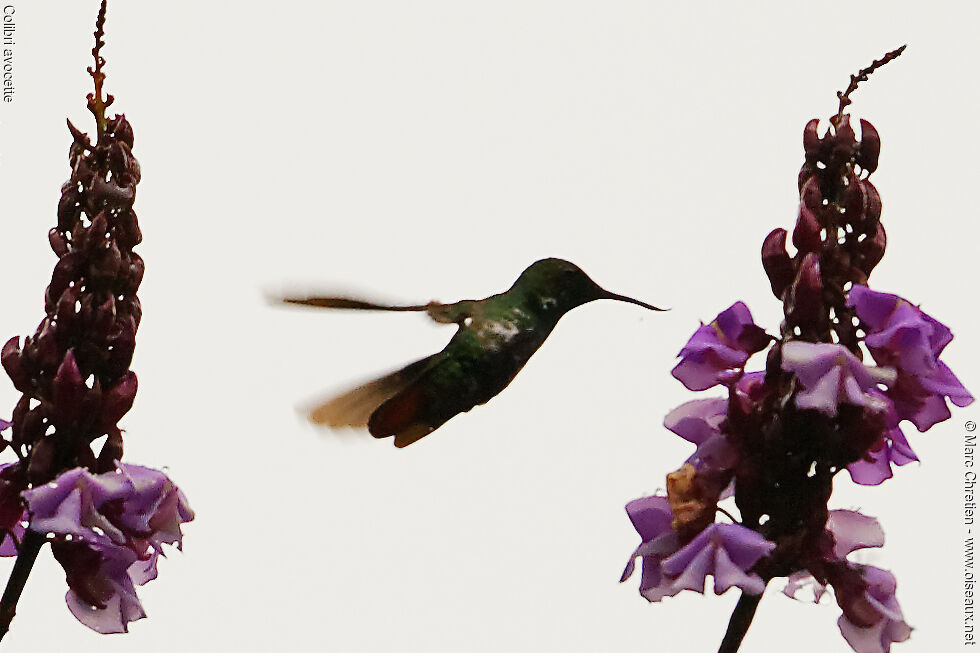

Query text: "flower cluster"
[621, 47, 972, 653]
[0, 2, 192, 638]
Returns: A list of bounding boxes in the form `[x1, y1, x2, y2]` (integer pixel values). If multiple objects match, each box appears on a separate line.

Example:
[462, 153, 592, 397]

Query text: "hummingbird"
[282, 258, 664, 447]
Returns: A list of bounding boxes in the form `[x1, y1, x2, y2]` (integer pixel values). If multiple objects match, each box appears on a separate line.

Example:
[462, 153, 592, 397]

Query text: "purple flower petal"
[837, 566, 912, 653]
[24, 467, 132, 546]
[621, 495, 683, 601]
[846, 427, 917, 486]
[670, 543, 714, 593]
[783, 571, 828, 603]
[625, 495, 673, 543]
[711, 545, 767, 595]
[663, 398, 739, 472]
[920, 361, 974, 408]
[781, 342, 896, 417]
[22, 463, 193, 633]
[848, 286, 974, 430]
[664, 399, 727, 445]
[826, 511, 885, 559]
[890, 371, 972, 432]
[660, 523, 774, 596]
[672, 303, 771, 391]
[53, 541, 146, 635]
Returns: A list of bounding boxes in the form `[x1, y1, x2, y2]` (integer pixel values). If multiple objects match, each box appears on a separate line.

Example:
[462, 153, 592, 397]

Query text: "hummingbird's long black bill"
[598, 289, 667, 312]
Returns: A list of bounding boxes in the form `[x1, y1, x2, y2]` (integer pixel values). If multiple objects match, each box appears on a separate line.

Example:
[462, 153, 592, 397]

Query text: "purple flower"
[780, 341, 896, 416]
[620, 495, 680, 602]
[783, 510, 884, 604]
[783, 570, 828, 603]
[838, 566, 912, 653]
[889, 367, 973, 432]
[660, 523, 775, 597]
[846, 427, 918, 486]
[848, 286, 950, 374]
[21, 462, 193, 633]
[663, 399, 737, 471]
[671, 302, 772, 391]
[52, 541, 146, 634]
[826, 510, 885, 559]
[665, 399, 727, 445]
[847, 286, 973, 430]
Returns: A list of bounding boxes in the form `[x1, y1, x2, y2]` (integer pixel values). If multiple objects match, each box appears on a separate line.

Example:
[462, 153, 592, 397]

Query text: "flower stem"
[717, 592, 763, 653]
[0, 531, 46, 643]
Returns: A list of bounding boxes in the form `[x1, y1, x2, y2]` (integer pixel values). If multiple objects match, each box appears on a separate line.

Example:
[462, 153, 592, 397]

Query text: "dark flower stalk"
[0, 2, 192, 640]
[621, 47, 973, 653]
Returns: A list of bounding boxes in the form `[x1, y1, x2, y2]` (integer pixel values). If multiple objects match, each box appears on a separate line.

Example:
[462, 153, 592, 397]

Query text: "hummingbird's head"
[518, 258, 665, 314]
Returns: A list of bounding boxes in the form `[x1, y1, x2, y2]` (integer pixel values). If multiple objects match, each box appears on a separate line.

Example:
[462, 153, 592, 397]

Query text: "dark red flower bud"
[762, 228, 795, 298]
[830, 116, 858, 161]
[0, 467, 26, 532]
[105, 323, 136, 377]
[2, 337, 30, 393]
[48, 228, 70, 258]
[106, 114, 134, 148]
[125, 253, 145, 294]
[96, 427, 124, 470]
[858, 179, 882, 232]
[27, 437, 56, 483]
[98, 372, 137, 431]
[117, 210, 142, 248]
[800, 175, 823, 210]
[786, 253, 824, 326]
[92, 295, 117, 340]
[53, 289, 77, 336]
[57, 188, 82, 231]
[89, 240, 123, 284]
[89, 210, 108, 243]
[858, 222, 887, 275]
[736, 325, 774, 354]
[31, 320, 62, 373]
[49, 252, 82, 301]
[793, 205, 823, 254]
[856, 119, 880, 173]
[803, 118, 822, 158]
[107, 141, 140, 185]
[88, 176, 135, 215]
[10, 395, 29, 444]
[16, 405, 46, 450]
[51, 350, 86, 424]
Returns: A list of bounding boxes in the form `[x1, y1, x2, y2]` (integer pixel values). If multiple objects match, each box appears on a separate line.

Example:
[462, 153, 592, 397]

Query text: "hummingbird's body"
[284, 258, 662, 447]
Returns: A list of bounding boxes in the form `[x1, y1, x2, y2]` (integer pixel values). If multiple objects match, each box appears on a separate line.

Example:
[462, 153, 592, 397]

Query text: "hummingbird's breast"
[461, 302, 556, 390]
[474, 305, 533, 352]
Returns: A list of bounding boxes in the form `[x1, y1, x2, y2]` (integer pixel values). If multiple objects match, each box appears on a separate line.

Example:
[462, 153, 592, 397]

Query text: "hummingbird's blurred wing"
[309, 355, 438, 429]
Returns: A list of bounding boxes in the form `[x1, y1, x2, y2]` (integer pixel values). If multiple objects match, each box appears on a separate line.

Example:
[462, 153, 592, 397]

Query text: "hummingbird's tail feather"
[308, 355, 437, 429]
[283, 296, 433, 312]
[368, 381, 439, 448]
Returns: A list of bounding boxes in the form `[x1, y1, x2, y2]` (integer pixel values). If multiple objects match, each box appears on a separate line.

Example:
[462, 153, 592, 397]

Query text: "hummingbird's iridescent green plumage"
[284, 258, 663, 447]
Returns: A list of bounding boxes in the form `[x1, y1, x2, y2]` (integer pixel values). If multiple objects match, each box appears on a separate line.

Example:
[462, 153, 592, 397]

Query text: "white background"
[0, 1, 977, 651]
